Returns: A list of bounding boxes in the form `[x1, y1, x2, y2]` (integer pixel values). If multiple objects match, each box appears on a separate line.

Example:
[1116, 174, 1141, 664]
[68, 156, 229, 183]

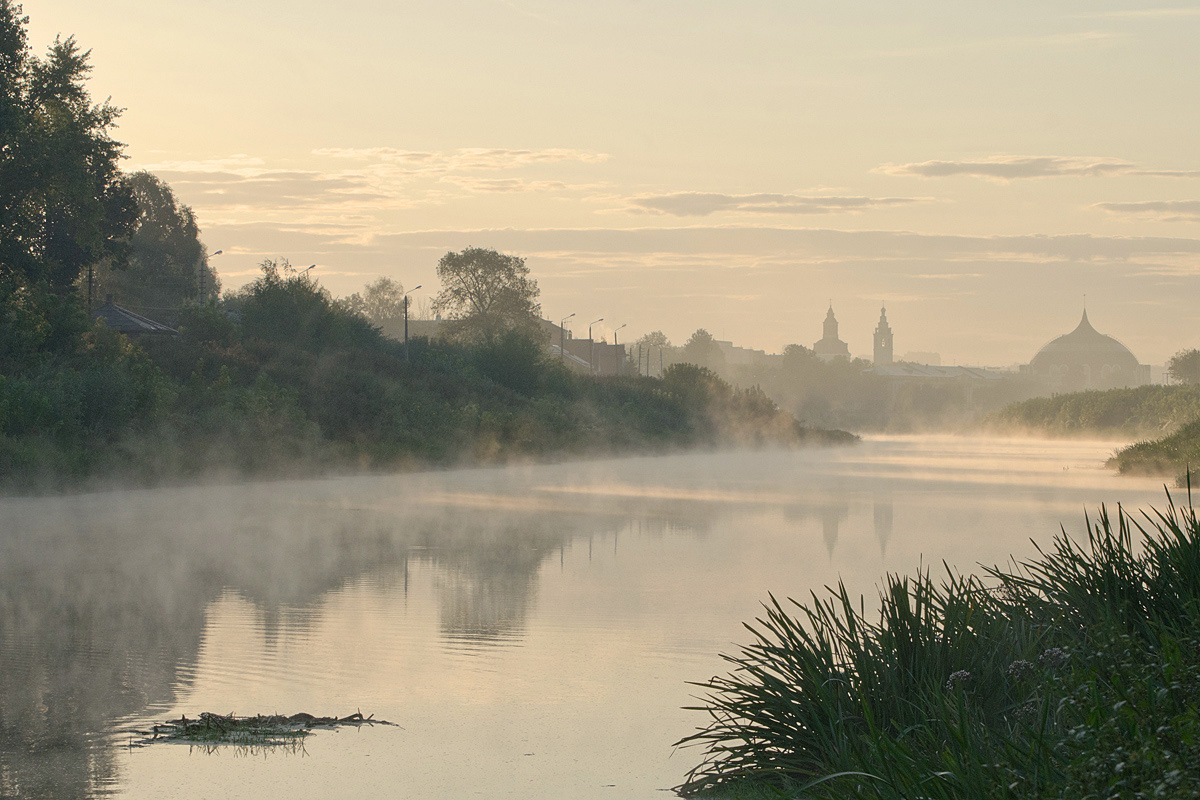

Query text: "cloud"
[620, 192, 925, 217]
[869, 30, 1121, 58]
[1093, 200, 1200, 222]
[370, 226, 1200, 267]
[1082, 7, 1200, 19]
[310, 147, 609, 172]
[436, 176, 610, 194]
[150, 168, 392, 210]
[879, 156, 1200, 181]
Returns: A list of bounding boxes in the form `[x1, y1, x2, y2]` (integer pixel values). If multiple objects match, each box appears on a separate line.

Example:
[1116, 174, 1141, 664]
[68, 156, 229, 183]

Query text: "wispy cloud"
[1093, 200, 1200, 222]
[869, 30, 1120, 58]
[879, 155, 1200, 181]
[1081, 7, 1200, 19]
[620, 192, 925, 217]
[311, 147, 609, 172]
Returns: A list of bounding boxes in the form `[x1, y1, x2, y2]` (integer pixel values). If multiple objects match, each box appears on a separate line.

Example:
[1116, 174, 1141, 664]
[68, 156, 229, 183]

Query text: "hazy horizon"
[27, 0, 1200, 365]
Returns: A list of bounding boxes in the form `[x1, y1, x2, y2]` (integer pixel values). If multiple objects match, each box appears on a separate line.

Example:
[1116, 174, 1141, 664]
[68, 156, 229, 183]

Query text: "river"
[0, 435, 1171, 799]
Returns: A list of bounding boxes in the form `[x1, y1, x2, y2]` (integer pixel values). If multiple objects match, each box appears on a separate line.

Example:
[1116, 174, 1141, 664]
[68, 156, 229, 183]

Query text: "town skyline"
[26, 0, 1200, 364]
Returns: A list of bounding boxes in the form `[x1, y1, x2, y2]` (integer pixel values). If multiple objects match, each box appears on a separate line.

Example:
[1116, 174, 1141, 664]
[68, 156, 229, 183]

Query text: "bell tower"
[873, 304, 893, 365]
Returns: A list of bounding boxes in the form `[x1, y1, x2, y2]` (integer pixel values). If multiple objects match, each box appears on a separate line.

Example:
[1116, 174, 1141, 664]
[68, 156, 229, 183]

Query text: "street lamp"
[403, 285, 422, 361]
[559, 313, 575, 362]
[588, 317, 604, 375]
[299, 263, 317, 279]
[613, 323, 627, 375]
[200, 249, 223, 303]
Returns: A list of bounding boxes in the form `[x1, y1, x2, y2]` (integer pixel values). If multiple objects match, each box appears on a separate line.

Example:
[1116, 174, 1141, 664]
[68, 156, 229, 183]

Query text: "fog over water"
[0, 436, 1169, 799]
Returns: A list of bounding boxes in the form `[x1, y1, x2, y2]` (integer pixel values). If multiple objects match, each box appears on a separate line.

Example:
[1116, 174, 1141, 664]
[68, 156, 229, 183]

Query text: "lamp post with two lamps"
[199, 250, 223, 304]
[559, 313, 575, 362]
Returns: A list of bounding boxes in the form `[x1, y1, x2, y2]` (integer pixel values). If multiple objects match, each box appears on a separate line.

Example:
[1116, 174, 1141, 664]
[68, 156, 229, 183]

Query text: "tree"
[637, 330, 671, 349]
[1168, 349, 1200, 385]
[433, 247, 541, 344]
[682, 328, 725, 371]
[93, 171, 216, 317]
[338, 277, 405, 329]
[0, 2, 135, 297]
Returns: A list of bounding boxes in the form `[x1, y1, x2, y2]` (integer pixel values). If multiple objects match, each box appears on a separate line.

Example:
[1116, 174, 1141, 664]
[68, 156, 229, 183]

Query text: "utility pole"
[588, 318, 603, 375]
[404, 285, 422, 362]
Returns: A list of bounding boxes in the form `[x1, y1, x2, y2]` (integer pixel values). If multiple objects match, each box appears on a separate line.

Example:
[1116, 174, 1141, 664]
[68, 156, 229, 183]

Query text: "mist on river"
[0, 437, 1171, 799]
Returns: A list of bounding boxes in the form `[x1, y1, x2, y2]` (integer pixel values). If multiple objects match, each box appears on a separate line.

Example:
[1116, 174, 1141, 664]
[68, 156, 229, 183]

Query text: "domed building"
[1023, 310, 1149, 392]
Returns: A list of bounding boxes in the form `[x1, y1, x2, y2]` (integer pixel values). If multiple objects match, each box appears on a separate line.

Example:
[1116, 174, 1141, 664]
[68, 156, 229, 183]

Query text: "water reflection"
[0, 438, 1168, 799]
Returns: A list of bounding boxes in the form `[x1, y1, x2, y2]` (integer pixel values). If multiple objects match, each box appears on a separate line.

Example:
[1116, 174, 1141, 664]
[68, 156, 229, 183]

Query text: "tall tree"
[94, 171, 216, 316]
[433, 247, 541, 344]
[0, 1, 135, 297]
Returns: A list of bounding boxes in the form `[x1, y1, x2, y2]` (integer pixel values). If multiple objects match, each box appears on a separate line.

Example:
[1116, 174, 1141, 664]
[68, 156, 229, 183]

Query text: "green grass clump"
[677, 493, 1200, 799]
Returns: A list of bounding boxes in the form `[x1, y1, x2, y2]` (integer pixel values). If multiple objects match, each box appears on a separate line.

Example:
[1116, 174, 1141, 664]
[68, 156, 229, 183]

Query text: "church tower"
[813, 302, 850, 361]
[873, 304, 893, 365]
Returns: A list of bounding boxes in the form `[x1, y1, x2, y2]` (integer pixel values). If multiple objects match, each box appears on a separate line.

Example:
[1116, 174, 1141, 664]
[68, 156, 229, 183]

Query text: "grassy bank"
[1109, 419, 1200, 481]
[980, 385, 1200, 437]
[677, 493, 1200, 799]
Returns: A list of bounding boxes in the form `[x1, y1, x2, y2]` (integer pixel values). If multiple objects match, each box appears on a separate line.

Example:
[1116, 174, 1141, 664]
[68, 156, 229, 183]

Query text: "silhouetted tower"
[813, 302, 850, 360]
[873, 304, 893, 365]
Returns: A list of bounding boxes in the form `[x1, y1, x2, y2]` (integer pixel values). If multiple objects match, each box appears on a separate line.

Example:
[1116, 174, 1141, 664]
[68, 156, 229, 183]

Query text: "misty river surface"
[0, 435, 1174, 799]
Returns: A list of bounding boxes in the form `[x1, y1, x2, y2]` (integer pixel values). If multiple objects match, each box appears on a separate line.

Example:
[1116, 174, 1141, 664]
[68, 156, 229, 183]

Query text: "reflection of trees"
[0, 481, 650, 798]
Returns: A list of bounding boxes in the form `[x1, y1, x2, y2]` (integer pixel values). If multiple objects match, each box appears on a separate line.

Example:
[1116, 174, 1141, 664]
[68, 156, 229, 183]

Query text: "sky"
[25, 0, 1200, 366]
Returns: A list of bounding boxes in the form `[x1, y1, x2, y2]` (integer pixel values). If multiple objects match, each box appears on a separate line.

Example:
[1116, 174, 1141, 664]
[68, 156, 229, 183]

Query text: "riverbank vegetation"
[0, 260, 854, 494]
[678, 493, 1200, 799]
[982, 385, 1200, 437]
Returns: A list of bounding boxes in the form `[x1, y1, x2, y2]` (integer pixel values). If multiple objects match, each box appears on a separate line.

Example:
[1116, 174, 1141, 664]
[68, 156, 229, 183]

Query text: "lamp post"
[612, 323, 626, 375]
[559, 313, 575, 362]
[403, 285, 421, 361]
[200, 249, 223, 303]
[299, 263, 317, 279]
[588, 318, 604, 375]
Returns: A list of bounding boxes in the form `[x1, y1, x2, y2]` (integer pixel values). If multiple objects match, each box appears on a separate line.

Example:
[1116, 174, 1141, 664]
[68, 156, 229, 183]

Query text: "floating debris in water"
[130, 711, 397, 749]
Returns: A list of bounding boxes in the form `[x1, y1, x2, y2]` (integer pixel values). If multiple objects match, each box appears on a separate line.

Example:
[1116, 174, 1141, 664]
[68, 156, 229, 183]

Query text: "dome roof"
[1028, 310, 1139, 369]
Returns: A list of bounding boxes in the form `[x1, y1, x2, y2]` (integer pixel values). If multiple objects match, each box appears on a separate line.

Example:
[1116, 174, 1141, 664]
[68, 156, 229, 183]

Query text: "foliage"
[0, 1, 135, 296]
[232, 258, 380, 352]
[1110, 418, 1200, 480]
[682, 328, 725, 371]
[92, 171, 217, 317]
[337, 276, 406, 330]
[1167, 348, 1200, 386]
[433, 247, 541, 344]
[678, 495, 1200, 800]
[984, 384, 1200, 437]
[2, 256, 854, 493]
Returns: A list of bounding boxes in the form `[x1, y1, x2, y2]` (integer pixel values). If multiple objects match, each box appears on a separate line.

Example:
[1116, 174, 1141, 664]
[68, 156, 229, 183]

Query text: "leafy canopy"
[433, 247, 541, 344]
[0, 0, 135, 295]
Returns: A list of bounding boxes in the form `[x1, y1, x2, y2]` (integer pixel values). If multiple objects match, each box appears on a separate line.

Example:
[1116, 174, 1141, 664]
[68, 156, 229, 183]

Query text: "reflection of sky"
[0, 436, 1170, 799]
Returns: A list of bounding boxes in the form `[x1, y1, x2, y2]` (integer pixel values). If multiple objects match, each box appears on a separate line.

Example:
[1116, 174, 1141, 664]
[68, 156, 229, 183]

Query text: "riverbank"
[678, 493, 1200, 799]
[980, 385, 1200, 438]
[0, 282, 855, 496]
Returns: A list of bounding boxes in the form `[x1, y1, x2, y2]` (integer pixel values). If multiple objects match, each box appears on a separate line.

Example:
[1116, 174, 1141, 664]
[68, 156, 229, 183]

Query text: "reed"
[677, 491, 1200, 799]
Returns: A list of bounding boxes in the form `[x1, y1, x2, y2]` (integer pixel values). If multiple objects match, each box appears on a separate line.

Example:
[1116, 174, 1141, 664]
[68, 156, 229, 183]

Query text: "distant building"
[813, 304, 850, 361]
[92, 297, 178, 337]
[714, 339, 769, 366]
[1021, 310, 1150, 392]
[901, 351, 941, 366]
[873, 305, 893, 365]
